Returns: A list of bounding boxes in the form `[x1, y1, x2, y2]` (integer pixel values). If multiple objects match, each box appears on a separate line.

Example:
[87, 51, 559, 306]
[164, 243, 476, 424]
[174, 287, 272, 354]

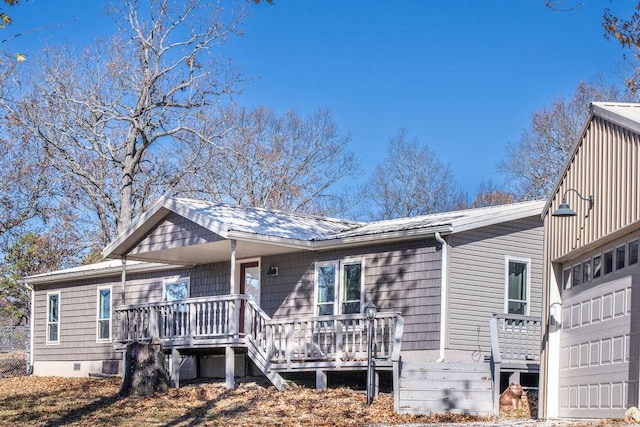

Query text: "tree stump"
[119, 338, 170, 397]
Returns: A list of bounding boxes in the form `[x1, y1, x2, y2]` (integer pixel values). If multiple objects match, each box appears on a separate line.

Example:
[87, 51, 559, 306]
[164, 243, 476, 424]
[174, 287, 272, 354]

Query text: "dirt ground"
[0, 376, 623, 426]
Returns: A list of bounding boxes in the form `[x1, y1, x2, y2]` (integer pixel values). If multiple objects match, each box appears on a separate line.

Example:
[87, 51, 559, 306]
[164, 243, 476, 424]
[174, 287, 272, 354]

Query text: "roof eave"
[21, 262, 183, 286]
[312, 225, 454, 249]
[453, 202, 545, 233]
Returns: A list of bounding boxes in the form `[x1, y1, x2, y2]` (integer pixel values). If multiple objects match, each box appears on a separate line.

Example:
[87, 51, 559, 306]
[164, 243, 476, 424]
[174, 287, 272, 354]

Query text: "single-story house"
[541, 102, 640, 419]
[25, 197, 544, 414]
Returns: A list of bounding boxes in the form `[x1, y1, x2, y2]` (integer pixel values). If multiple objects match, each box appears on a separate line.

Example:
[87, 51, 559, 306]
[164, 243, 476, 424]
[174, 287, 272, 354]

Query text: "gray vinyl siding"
[128, 211, 223, 255]
[32, 263, 232, 363]
[33, 277, 121, 363]
[261, 239, 443, 352]
[447, 216, 544, 355]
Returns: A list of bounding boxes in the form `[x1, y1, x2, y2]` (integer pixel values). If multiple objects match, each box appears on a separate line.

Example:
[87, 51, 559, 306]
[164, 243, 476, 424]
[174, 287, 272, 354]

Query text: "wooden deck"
[114, 295, 404, 389]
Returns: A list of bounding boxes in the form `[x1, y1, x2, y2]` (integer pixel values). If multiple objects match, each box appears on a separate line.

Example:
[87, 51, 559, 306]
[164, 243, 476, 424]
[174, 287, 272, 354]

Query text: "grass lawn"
[0, 376, 489, 426]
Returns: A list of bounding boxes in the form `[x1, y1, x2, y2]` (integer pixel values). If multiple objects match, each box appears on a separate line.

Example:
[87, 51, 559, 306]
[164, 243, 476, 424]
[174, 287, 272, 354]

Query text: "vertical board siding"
[448, 217, 544, 355]
[128, 211, 223, 255]
[548, 118, 640, 261]
[262, 239, 443, 352]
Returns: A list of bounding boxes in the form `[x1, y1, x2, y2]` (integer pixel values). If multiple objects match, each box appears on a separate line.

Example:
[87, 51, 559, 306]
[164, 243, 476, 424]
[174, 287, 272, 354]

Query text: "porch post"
[230, 240, 237, 293]
[121, 256, 127, 305]
[225, 346, 235, 389]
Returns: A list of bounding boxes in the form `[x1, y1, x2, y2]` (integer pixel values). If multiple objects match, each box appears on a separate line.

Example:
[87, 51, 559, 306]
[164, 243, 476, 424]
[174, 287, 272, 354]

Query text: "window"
[316, 263, 336, 316]
[630, 240, 639, 266]
[582, 260, 591, 283]
[342, 263, 362, 314]
[46, 292, 60, 344]
[572, 264, 581, 288]
[616, 245, 626, 271]
[97, 287, 111, 342]
[315, 259, 364, 316]
[593, 255, 602, 279]
[562, 268, 571, 290]
[604, 250, 613, 274]
[505, 258, 530, 316]
[163, 277, 190, 301]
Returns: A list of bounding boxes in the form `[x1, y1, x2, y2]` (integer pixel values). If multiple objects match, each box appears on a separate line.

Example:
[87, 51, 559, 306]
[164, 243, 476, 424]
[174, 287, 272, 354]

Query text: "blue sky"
[5, 1, 636, 197]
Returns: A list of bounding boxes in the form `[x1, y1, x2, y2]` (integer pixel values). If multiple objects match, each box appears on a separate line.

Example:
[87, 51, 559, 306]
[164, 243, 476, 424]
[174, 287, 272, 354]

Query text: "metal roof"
[590, 102, 640, 134]
[330, 200, 545, 240]
[36, 199, 545, 284]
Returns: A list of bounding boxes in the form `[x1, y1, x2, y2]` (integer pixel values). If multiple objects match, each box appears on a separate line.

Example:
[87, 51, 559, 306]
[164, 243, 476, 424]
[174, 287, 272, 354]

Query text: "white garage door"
[558, 275, 636, 418]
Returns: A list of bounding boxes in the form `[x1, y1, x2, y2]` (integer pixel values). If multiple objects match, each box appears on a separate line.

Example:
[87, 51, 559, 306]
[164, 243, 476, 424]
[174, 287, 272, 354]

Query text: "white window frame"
[96, 286, 112, 343]
[314, 258, 365, 316]
[504, 256, 531, 316]
[46, 291, 60, 345]
[162, 276, 191, 301]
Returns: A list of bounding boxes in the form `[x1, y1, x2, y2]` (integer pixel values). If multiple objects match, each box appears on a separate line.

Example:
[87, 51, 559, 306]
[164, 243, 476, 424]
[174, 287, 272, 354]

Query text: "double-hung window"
[46, 292, 60, 345]
[315, 259, 364, 316]
[163, 277, 190, 302]
[97, 286, 112, 342]
[505, 258, 530, 316]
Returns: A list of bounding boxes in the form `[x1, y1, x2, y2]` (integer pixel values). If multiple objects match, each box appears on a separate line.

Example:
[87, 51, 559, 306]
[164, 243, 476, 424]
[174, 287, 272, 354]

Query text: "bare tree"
[0, 55, 53, 242]
[604, 3, 640, 94]
[498, 80, 626, 200]
[178, 106, 360, 215]
[361, 129, 467, 220]
[1, 0, 245, 246]
[470, 180, 516, 208]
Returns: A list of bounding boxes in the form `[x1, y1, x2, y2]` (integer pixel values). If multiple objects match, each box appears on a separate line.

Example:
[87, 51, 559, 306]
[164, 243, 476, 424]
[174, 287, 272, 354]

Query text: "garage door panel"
[558, 275, 635, 419]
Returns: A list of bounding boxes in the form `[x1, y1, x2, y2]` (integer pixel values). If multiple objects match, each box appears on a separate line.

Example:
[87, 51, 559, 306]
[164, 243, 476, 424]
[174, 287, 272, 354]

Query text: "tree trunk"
[119, 339, 170, 397]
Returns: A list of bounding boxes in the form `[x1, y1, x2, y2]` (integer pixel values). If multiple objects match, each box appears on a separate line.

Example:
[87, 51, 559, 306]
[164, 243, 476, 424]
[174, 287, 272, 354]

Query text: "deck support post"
[315, 369, 327, 390]
[373, 371, 379, 398]
[393, 359, 401, 412]
[491, 359, 501, 417]
[225, 346, 235, 389]
[171, 348, 180, 388]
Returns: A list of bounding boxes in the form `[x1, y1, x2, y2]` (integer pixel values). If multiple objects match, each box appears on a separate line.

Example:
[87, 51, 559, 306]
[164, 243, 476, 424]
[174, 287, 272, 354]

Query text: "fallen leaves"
[0, 376, 494, 426]
[0, 376, 624, 426]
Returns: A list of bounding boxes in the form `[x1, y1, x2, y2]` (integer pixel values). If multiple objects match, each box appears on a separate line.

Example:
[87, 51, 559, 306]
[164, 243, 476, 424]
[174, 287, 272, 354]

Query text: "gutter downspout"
[434, 232, 447, 363]
[25, 282, 34, 374]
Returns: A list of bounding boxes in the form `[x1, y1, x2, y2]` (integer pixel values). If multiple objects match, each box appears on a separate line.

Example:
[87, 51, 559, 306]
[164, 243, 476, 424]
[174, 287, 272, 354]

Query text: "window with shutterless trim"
[616, 245, 626, 271]
[593, 255, 602, 279]
[604, 250, 614, 275]
[314, 258, 365, 316]
[46, 292, 60, 345]
[97, 286, 112, 342]
[505, 257, 530, 316]
[630, 240, 639, 266]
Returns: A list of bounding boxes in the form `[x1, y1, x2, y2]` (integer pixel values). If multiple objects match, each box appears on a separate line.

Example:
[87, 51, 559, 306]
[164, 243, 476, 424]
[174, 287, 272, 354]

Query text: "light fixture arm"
[560, 188, 593, 210]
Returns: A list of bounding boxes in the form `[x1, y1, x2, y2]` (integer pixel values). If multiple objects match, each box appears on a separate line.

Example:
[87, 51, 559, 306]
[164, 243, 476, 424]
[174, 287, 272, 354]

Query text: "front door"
[240, 261, 260, 333]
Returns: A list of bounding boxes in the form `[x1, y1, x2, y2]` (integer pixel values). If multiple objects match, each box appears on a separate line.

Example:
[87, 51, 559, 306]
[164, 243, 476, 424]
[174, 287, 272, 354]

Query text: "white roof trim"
[22, 260, 182, 286]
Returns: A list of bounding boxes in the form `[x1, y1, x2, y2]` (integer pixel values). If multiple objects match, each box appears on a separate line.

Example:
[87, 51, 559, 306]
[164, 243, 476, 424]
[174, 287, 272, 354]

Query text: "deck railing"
[489, 313, 542, 365]
[115, 295, 404, 367]
[115, 295, 241, 343]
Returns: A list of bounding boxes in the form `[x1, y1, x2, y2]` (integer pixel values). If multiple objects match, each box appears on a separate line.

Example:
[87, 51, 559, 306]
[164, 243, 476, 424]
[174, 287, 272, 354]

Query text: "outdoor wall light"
[266, 263, 278, 276]
[551, 188, 594, 218]
[365, 301, 377, 320]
